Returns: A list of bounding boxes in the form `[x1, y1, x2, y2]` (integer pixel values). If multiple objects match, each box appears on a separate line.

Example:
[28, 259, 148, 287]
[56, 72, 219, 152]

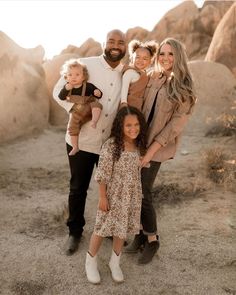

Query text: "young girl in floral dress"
[85, 106, 147, 284]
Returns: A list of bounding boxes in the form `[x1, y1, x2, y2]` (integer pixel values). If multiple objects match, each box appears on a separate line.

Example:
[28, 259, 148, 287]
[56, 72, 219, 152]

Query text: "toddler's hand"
[94, 89, 102, 98]
[65, 83, 73, 90]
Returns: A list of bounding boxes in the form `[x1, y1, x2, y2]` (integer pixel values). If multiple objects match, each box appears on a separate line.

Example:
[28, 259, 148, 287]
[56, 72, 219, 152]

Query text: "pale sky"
[0, 0, 204, 59]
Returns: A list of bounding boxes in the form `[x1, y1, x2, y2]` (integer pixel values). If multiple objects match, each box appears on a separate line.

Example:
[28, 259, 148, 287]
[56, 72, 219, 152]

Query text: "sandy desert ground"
[0, 126, 235, 295]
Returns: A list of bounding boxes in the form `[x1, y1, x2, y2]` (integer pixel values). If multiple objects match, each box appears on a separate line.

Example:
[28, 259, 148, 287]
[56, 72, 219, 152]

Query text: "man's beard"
[104, 48, 126, 62]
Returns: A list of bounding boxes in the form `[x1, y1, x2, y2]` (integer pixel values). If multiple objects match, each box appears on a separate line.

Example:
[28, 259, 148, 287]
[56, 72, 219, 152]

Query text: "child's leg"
[91, 107, 102, 128]
[109, 236, 125, 283]
[88, 233, 104, 256]
[112, 236, 125, 255]
[85, 233, 103, 284]
[68, 135, 79, 156]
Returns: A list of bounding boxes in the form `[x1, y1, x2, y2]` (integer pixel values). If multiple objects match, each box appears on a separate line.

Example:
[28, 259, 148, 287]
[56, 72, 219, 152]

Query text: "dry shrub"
[204, 147, 235, 187]
[206, 113, 236, 137]
[53, 202, 68, 223]
[152, 181, 206, 207]
[11, 280, 46, 295]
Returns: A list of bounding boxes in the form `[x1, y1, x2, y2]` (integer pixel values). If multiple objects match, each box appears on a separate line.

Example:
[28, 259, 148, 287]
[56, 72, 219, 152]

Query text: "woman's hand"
[140, 154, 152, 168]
[140, 141, 162, 168]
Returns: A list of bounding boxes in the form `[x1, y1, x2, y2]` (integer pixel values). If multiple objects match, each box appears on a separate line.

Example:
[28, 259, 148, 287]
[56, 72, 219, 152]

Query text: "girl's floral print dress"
[94, 138, 142, 239]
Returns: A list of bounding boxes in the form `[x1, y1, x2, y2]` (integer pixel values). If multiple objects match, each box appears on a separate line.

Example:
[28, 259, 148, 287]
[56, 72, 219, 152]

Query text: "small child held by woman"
[120, 39, 158, 111]
[85, 106, 147, 284]
[58, 59, 103, 156]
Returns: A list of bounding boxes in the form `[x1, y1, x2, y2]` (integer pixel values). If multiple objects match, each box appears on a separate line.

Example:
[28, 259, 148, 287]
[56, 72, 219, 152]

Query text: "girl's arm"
[95, 139, 114, 210]
[98, 182, 110, 212]
[120, 69, 140, 104]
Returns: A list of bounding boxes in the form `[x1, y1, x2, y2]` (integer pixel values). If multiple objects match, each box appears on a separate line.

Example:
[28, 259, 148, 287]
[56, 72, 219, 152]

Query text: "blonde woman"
[125, 38, 197, 264]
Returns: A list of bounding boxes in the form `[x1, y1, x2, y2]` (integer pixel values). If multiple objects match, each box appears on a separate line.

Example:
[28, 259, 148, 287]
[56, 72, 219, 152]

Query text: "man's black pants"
[66, 144, 99, 238]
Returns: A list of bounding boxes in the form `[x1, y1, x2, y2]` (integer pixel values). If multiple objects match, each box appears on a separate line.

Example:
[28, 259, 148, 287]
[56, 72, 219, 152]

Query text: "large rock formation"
[43, 53, 79, 125]
[0, 32, 50, 143]
[126, 26, 149, 43]
[205, 3, 236, 78]
[145, 1, 234, 60]
[0, 31, 45, 64]
[60, 38, 102, 57]
[186, 60, 236, 134]
[200, 0, 234, 36]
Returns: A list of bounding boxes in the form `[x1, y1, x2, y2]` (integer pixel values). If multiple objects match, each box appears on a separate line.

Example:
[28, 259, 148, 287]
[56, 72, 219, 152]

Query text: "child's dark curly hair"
[128, 39, 159, 58]
[110, 106, 147, 161]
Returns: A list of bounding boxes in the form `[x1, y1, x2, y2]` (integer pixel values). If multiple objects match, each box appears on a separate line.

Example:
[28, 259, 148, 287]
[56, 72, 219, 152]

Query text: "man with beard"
[53, 29, 127, 255]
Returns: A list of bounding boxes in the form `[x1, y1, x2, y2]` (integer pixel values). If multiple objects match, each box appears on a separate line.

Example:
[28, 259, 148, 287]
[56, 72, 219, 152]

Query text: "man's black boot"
[124, 230, 146, 253]
[138, 235, 160, 264]
[65, 235, 81, 256]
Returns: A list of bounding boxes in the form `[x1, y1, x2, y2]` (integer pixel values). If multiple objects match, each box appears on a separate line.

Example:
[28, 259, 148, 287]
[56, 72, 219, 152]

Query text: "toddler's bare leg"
[69, 135, 79, 156]
[91, 107, 102, 128]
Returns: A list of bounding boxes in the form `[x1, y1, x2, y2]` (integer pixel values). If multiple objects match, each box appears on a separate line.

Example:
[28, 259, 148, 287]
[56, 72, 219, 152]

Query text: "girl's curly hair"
[110, 106, 147, 161]
[128, 39, 159, 58]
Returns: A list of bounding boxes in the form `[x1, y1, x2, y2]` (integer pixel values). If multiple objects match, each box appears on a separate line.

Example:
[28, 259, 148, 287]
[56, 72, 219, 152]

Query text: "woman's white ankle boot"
[108, 250, 124, 283]
[85, 252, 101, 284]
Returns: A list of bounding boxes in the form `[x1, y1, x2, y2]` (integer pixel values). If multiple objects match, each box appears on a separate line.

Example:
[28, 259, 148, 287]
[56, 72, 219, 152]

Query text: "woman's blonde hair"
[60, 58, 89, 81]
[156, 38, 196, 113]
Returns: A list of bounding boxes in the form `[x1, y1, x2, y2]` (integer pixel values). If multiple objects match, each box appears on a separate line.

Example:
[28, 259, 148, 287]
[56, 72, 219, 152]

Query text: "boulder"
[205, 3, 236, 78]
[43, 53, 79, 125]
[126, 27, 149, 43]
[0, 32, 49, 143]
[200, 0, 234, 36]
[186, 60, 236, 135]
[60, 38, 102, 57]
[0, 31, 45, 64]
[147, 1, 234, 60]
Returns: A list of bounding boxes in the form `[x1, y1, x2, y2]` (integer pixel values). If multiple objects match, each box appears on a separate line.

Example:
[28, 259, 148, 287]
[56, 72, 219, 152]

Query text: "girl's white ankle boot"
[85, 252, 101, 284]
[108, 250, 124, 283]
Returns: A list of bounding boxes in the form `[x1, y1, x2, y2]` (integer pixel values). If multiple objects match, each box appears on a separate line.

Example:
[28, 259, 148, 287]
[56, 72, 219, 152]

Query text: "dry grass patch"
[206, 113, 236, 137]
[53, 202, 69, 224]
[203, 147, 236, 189]
[152, 180, 207, 207]
[11, 280, 46, 295]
